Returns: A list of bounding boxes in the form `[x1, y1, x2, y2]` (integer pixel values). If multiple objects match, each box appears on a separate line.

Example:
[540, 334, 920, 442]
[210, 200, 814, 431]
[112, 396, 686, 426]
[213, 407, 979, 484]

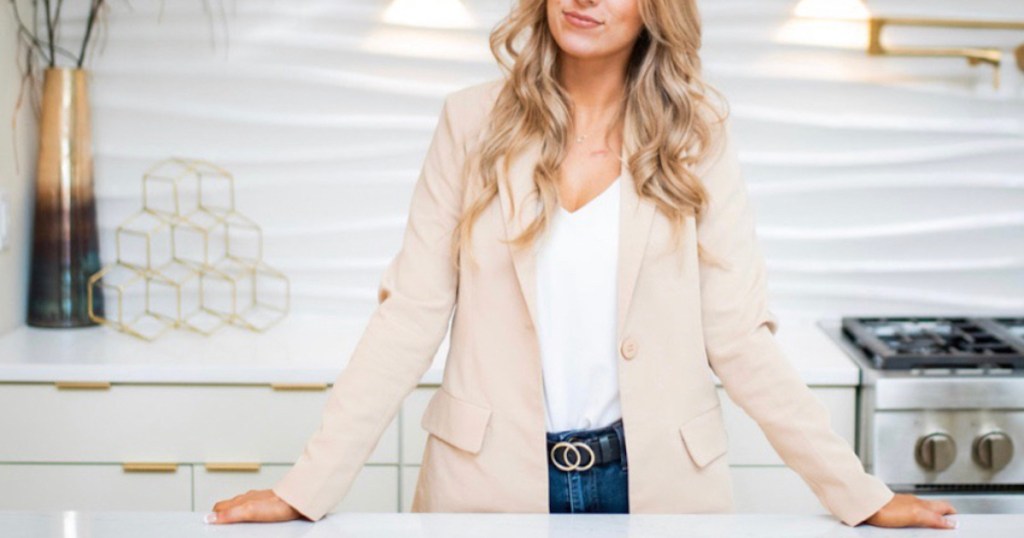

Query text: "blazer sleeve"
[271, 93, 467, 521]
[695, 114, 894, 527]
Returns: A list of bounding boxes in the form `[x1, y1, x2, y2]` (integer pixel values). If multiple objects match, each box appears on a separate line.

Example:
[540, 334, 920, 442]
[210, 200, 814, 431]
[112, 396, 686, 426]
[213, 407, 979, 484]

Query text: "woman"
[208, 0, 957, 529]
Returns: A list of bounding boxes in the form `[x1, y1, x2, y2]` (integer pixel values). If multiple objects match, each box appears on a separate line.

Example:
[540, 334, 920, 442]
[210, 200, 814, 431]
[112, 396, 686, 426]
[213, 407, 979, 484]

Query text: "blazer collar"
[496, 138, 657, 342]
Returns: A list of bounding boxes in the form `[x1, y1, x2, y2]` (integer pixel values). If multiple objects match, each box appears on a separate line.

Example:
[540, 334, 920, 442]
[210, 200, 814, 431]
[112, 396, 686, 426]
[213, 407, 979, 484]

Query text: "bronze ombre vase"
[27, 68, 104, 327]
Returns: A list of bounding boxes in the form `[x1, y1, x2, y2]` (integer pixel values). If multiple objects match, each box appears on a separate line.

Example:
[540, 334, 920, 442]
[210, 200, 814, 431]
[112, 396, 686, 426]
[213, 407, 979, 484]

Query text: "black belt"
[547, 425, 624, 472]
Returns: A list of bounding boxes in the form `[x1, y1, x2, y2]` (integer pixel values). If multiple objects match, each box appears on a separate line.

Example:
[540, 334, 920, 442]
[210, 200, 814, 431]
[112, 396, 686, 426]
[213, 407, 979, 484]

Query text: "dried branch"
[41, 0, 54, 67]
[10, 0, 48, 64]
[77, 0, 104, 68]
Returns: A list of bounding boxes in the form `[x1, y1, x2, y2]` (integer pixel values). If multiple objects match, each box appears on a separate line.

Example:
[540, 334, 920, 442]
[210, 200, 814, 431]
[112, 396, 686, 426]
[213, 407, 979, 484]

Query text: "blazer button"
[620, 337, 638, 360]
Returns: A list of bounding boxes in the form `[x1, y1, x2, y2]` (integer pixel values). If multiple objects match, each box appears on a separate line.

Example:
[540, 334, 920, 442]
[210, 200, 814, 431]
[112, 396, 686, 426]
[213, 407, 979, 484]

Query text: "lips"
[564, 10, 602, 26]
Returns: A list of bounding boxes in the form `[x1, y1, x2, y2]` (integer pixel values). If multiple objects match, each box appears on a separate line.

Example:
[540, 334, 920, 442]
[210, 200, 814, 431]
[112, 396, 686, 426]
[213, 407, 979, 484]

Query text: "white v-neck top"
[535, 175, 623, 433]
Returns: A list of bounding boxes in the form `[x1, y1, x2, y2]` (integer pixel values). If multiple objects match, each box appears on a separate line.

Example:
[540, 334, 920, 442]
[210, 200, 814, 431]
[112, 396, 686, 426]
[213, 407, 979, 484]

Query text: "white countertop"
[0, 511, 1015, 538]
[0, 313, 860, 386]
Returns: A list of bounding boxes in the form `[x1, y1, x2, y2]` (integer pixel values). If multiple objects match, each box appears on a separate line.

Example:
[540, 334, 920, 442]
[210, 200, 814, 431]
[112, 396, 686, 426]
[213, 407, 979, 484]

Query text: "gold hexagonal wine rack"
[87, 157, 290, 341]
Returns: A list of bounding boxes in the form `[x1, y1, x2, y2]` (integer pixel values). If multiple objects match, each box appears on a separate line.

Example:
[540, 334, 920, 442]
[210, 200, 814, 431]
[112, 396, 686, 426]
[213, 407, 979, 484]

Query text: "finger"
[926, 500, 957, 516]
[214, 502, 256, 524]
[226, 500, 285, 524]
[212, 494, 246, 513]
[917, 507, 956, 530]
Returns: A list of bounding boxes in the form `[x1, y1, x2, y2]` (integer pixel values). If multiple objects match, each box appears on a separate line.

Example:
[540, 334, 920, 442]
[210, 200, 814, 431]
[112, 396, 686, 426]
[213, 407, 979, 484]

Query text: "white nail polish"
[204, 512, 217, 524]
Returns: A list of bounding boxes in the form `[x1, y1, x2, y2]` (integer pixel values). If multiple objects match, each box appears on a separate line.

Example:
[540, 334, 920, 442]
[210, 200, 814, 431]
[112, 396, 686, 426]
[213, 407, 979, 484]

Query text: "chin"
[556, 39, 607, 60]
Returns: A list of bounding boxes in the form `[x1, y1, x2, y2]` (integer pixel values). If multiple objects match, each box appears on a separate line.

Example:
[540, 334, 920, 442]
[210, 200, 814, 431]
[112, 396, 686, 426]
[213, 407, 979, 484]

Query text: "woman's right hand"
[206, 489, 309, 524]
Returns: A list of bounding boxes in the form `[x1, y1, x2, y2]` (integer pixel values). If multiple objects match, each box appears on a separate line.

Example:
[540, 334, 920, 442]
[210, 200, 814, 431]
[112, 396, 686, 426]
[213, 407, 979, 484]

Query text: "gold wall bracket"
[867, 17, 1024, 89]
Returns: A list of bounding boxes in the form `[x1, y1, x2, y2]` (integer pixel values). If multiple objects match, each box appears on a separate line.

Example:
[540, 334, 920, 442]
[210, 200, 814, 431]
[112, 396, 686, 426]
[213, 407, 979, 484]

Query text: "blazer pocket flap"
[679, 404, 729, 468]
[420, 387, 493, 454]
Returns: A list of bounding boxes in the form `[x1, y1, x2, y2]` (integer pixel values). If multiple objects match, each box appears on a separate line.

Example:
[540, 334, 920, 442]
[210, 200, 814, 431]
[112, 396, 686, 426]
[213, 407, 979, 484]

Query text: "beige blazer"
[271, 77, 894, 526]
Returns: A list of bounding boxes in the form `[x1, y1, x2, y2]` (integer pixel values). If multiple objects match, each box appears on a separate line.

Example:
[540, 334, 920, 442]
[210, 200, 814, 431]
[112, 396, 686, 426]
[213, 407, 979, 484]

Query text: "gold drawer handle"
[122, 462, 178, 473]
[205, 462, 262, 473]
[271, 383, 327, 391]
[55, 381, 111, 390]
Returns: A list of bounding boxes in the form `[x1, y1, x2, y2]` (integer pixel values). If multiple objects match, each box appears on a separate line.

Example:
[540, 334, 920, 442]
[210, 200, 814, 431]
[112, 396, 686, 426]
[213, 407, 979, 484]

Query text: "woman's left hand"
[863, 493, 957, 529]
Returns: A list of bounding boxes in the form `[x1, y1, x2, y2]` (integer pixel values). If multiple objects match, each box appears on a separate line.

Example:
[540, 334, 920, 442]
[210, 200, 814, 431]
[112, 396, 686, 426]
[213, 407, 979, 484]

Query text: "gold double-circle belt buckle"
[550, 439, 596, 471]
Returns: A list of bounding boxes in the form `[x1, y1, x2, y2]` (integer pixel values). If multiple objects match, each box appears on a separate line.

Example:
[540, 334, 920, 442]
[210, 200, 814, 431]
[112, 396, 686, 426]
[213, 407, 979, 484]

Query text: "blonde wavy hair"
[451, 0, 730, 269]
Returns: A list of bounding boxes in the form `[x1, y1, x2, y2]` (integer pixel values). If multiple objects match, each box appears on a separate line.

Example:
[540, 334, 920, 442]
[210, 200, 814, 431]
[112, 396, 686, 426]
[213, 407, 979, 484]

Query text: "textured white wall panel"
[47, 0, 1022, 321]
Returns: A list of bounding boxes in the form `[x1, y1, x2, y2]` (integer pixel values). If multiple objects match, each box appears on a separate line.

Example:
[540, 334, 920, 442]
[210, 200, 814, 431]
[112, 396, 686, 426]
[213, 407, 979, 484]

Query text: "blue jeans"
[547, 418, 629, 513]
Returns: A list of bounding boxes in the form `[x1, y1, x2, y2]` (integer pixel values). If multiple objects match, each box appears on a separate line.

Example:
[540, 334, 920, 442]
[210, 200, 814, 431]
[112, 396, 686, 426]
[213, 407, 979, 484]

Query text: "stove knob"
[973, 432, 1013, 471]
[915, 433, 956, 472]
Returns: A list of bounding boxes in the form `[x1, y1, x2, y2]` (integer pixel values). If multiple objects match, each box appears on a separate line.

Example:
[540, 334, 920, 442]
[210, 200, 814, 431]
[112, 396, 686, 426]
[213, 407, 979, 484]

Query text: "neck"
[557, 50, 630, 139]
[557, 50, 629, 111]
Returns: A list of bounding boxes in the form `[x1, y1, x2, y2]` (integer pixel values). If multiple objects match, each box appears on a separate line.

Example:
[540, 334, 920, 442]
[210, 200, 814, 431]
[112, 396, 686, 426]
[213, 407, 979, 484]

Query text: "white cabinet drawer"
[0, 383, 398, 464]
[401, 386, 855, 466]
[194, 463, 399, 514]
[401, 465, 422, 512]
[718, 387, 856, 466]
[731, 466, 826, 514]
[0, 463, 191, 511]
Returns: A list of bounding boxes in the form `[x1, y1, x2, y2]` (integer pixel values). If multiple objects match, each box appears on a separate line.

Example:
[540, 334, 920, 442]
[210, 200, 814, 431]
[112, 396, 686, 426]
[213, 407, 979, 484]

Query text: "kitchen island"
[1, 511, 1019, 537]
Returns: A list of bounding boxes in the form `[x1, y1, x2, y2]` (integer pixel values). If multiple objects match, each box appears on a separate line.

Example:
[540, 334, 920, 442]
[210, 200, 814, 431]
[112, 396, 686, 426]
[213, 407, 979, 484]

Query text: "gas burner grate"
[841, 316, 1024, 370]
[908, 484, 1024, 493]
[993, 317, 1024, 344]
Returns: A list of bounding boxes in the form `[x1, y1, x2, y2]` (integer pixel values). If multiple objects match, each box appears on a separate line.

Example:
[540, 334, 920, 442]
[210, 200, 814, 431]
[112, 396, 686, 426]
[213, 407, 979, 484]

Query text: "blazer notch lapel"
[496, 139, 543, 331]
[616, 151, 657, 340]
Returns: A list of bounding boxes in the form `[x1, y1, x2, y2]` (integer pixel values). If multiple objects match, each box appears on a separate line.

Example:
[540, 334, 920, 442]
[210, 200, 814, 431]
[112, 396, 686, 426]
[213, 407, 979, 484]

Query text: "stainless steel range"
[819, 316, 1024, 513]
